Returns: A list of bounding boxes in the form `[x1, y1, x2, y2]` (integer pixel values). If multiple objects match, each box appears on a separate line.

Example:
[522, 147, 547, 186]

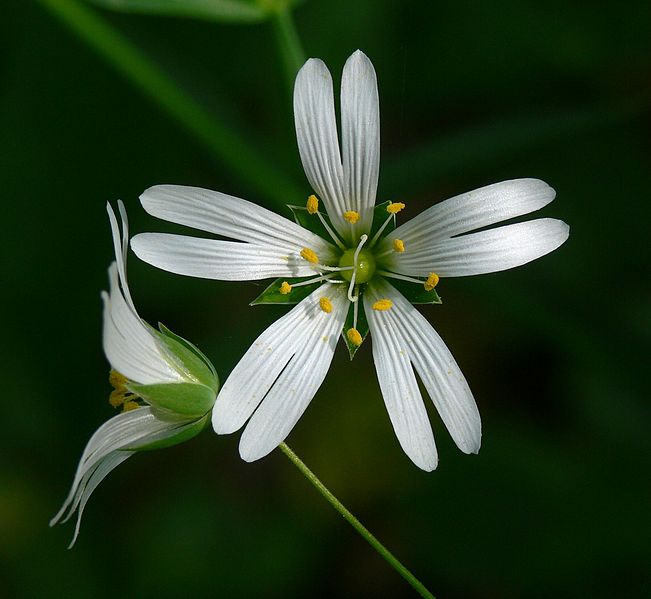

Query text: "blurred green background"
[2, 0, 649, 597]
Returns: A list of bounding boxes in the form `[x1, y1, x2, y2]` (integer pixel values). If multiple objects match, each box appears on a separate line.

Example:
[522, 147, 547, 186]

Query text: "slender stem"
[34, 0, 303, 208]
[271, 7, 306, 94]
[279, 443, 435, 599]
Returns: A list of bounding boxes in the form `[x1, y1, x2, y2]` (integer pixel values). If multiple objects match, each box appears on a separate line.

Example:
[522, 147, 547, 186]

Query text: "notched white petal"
[367, 280, 481, 457]
[238, 288, 348, 462]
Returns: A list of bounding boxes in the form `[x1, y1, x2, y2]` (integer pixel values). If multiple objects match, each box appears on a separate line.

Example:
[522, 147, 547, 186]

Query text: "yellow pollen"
[387, 202, 405, 214]
[109, 389, 127, 408]
[424, 272, 440, 291]
[372, 299, 393, 311]
[393, 239, 405, 253]
[346, 328, 363, 346]
[109, 369, 127, 391]
[306, 194, 319, 214]
[343, 210, 360, 224]
[319, 297, 333, 313]
[122, 401, 140, 412]
[279, 281, 292, 295]
[300, 248, 319, 264]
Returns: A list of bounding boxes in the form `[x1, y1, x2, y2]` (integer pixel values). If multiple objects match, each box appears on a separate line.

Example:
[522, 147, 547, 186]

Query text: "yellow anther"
[122, 401, 140, 412]
[343, 210, 360, 224]
[306, 194, 319, 214]
[393, 239, 405, 253]
[424, 272, 440, 291]
[346, 328, 363, 346]
[372, 299, 393, 311]
[109, 369, 127, 391]
[387, 202, 405, 214]
[319, 297, 333, 313]
[279, 281, 292, 295]
[109, 389, 127, 408]
[300, 247, 319, 264]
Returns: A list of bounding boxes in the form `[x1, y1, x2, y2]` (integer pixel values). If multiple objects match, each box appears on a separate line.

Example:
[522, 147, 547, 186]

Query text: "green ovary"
[338, 248, 376, 283]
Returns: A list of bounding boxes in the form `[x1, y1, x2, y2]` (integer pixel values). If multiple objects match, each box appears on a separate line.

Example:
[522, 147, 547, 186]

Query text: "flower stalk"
[279, 443, 435, 599]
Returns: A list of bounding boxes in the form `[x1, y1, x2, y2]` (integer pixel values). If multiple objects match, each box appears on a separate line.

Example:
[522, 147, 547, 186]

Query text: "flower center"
[338, 248, 376, 283]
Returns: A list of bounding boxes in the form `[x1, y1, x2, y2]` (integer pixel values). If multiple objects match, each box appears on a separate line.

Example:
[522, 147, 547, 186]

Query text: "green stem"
[34, 0, 303, 208]
[271, 6, 306, 94]
[279, 443, 435, 599]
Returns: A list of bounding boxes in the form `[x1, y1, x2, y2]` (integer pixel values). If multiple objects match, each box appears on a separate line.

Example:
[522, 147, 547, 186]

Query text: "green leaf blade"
[87, 0, 268, 23]
[250, 277, 323, 305]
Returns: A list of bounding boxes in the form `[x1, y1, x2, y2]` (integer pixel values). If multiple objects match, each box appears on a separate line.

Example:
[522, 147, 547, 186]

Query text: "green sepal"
[250, 277, 321, 305]
[287, 204, 337, 241]
[389, 279, 442, 305]
[369, 201, 396, 241]
[153, 324, 219, 392]
[125, 413, 210, 452]
[342, 295, 370, 360]
[128, 382, 216, 419]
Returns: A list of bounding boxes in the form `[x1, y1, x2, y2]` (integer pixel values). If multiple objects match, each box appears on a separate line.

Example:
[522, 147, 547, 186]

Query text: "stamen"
[424, 272, 440, 291]
[306, 194, 319, 214]
[343, 210, 360, 224]
[109, 369, 127, 391]
[346, 328, 363, 346]
[353, 292, 359, 328]
[393, 239, 405, 253]
[109, 389, 128, 408]
[122, 401, 141, 412]
[300, 248, 319, 264]
[316, 212, 346, 250]
[347, 234, 368, 302]
[377, 270, 427, 285]
[319, 297, 333, 313]
[292, 273, 337, 287]
[372, 299, 393, 311]
[387, 202, 405, 214]
[279, 281, 292, 295]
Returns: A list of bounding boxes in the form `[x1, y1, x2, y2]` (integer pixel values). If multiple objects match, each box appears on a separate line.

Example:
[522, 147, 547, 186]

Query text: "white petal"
[140, 185, 336, 259]
[293, 59, 349, 237]
[131, 234, 320, 281]
[106, 202, 136, 312]
[238, 288, 348, 461]
[64, 451, 133, 548]
[212, 285, 344, 436]
[372, 279, 481, 454]
[379, 179, 557, 253]
[50, 407, 187, 529]
[52, 409, 200, 547]
[364, 283, 438, 471]
[341, 50, 380, 236]
[102, 264, 183, 384]
[386, 218, 569, 277]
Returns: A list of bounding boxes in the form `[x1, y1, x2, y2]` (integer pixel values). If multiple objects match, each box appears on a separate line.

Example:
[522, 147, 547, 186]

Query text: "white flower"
[131, 50, 569, 471]
[51, 202, 218, 547]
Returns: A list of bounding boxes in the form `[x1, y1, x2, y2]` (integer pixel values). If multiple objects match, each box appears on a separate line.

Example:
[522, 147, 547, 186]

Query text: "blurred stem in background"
[280, 443, 435, 599]
[35, 0, 303, 208]
[271, 6, 306, 95]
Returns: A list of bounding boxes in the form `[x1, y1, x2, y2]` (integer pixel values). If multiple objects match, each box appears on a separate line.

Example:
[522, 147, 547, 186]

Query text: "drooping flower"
[51, 202, 219, 547]
[131, 50, 568, 470]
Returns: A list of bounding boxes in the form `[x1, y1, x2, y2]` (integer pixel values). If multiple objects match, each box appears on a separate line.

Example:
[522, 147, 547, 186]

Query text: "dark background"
[2, 1, 649, 597]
